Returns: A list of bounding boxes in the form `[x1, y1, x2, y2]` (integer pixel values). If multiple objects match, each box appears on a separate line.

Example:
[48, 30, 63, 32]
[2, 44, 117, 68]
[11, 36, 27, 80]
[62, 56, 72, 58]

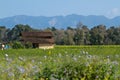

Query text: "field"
[0, 45, 120, 80]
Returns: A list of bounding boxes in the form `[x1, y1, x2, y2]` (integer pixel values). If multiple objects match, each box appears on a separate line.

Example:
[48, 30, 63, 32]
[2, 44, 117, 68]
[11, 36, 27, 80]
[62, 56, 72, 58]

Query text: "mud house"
[21, 31, 54, 49]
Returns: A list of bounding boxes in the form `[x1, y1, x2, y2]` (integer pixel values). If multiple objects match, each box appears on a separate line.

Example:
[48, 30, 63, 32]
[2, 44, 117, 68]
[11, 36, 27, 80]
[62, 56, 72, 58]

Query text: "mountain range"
[0, 14, 120, 29]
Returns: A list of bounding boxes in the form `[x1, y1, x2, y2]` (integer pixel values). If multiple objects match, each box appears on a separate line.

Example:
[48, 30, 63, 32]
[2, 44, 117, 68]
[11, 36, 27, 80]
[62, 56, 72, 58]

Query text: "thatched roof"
[21, 31, 54, 44]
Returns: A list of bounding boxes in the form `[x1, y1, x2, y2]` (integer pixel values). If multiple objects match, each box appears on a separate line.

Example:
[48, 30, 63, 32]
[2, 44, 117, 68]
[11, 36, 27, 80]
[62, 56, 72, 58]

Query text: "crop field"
[0, 45, 120, 80]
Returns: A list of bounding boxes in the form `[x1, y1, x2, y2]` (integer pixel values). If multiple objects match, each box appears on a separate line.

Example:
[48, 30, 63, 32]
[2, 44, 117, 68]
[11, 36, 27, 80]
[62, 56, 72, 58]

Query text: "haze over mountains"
[0, 14, 120, 29]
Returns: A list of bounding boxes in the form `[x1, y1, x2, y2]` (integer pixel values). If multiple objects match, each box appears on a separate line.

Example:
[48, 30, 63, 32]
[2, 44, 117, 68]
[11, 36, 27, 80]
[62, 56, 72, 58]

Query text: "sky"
[0, 0, 120, 18]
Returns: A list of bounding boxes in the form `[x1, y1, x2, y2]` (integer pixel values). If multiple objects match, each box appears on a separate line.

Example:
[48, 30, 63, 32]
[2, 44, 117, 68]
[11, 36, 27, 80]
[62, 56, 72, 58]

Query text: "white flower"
[5, 54, 8, 57]
[32, 59, 35, 63]
[39, 61, 42, 64]
[81, 50, 86, 54]
[112, 61, 119, 65]
[54, 59, 56, 62]
[18, 56, 25, 61]
[73, 57, 77, 61]
[44, 56, 47, 59]
[85, 62, 90, 67]
[17, 67, 25, 73]
[8, 72, 14, 77]
[32, 65, 37, 69]
[58, 53, 62, 57]
[106, 56, 110, 59]
[66, 55, 68, 57]
[86, 52, 89, 55]
[96, 75, 99, 79]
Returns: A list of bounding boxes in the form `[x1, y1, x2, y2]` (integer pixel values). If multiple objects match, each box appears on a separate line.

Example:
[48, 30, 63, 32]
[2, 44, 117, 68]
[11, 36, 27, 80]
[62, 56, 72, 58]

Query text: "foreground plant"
[0, 49, 120, 80]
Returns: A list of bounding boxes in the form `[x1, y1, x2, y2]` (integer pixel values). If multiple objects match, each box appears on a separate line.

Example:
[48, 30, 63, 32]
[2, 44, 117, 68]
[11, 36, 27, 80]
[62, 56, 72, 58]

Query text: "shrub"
[12, 41, 24, 49]
[24, 42, 33, 49]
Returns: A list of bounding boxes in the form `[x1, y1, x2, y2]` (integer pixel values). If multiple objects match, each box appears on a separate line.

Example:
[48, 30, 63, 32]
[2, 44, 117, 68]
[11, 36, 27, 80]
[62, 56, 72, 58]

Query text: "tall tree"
[0, 26, 8, 42]
[53, 30, 65, 45]
[81, 25, 90, 45]
[90, 25, 106, 45]
[64, 29, 75, 45]
[74, 22, 89, 45]
[106, 26, 120, 44]
[7, 24, 33, 41]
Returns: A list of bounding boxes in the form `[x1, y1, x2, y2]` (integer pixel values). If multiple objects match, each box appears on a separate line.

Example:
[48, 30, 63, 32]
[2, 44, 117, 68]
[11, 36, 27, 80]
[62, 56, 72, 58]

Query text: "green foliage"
[24, 42, 33, 49]
[7, 24, 34, 41]
[12, 41, 24, 49]
[0, 45, 120, 80]
[0, 24, 120, 45]
[0, 26, 8, 42]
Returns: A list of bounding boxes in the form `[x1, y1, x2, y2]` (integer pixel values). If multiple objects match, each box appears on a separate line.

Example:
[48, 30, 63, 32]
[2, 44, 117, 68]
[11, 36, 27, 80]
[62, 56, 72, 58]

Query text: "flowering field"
[0, 45, 120, 80]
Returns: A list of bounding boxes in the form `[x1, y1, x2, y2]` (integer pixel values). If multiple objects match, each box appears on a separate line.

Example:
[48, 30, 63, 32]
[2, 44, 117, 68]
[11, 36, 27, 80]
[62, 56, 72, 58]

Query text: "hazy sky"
[0, 0, 120, 18]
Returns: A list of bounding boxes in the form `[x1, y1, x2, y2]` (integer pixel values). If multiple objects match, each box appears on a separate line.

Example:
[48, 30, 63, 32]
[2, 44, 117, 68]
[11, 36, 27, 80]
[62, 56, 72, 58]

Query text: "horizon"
[0, 0, 120, 19]
[0, 14, 120, 19]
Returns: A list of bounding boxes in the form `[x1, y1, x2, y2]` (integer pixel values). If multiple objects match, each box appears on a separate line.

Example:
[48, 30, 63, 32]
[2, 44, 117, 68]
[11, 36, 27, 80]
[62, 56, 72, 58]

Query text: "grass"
[0, 45, 120, 79]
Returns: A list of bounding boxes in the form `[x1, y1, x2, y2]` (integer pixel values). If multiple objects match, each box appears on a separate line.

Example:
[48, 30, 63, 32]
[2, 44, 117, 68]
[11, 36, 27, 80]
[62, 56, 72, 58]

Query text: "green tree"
[0, 26, 8, 42]
[12, 41, 24, 49]
[7, 24, 33, 41]
[106, 26, 120, 44]
[81, 25, 90, 45]
[64, 29, 75, 45]
[90, 25, 106, 45]
[74, 22, 89, 45]
[53, 30, 65, 45]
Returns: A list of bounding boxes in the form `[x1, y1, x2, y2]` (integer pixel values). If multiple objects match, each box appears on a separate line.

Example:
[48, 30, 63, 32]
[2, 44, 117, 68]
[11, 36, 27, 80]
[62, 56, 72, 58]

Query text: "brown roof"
[22, 38, 54, 44]
[21, 31, 54, 44]
[21, 31, 53, 38]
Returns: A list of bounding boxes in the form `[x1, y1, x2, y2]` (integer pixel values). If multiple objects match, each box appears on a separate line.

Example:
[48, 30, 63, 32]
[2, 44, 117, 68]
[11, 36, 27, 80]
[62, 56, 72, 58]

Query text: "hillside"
[0, 14, 120, 29]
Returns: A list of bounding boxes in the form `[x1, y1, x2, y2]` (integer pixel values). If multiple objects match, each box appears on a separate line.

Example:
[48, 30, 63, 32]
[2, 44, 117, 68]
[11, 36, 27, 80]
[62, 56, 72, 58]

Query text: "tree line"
[0, 23, 120, 45]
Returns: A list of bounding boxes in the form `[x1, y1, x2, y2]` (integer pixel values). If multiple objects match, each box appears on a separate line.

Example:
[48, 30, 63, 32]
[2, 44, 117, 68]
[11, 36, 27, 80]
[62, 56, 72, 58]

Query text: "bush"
[12, 41, 24, 49]
[33, 53, 118, 80]
[33, 62, 116, 80]
[24, 42, 33, 49]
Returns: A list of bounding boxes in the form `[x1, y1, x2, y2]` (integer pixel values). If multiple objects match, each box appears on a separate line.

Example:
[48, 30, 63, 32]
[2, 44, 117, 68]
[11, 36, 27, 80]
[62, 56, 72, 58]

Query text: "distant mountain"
[0, 14, 120, 29]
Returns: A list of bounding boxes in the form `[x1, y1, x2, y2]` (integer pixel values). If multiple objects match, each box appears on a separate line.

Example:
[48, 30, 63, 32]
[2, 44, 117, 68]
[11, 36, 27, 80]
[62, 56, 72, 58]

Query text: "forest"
[0, 23, 120, 45]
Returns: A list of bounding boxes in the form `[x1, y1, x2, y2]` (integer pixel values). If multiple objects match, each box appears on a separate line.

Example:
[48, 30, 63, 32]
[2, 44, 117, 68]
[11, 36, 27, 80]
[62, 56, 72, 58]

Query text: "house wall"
[38, 44, 54, 49]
